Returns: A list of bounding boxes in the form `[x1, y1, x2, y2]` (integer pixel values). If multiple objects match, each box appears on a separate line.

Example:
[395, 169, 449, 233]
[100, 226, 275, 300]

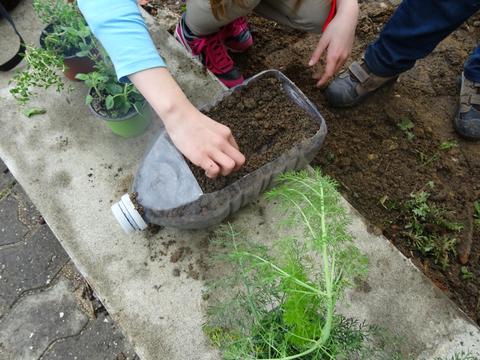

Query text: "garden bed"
[188, 75, 318, 193]
[154, 2, 480, 325]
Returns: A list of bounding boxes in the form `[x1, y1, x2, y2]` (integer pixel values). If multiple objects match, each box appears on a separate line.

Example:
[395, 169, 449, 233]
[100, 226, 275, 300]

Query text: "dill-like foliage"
[203, 170, 389, 360]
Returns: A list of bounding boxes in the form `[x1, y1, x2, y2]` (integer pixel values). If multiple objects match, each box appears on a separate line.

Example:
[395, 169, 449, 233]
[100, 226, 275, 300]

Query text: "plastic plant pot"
[39, 24, 95, 81]
[87, 90, 152, 138]
[111, 70, 328, 231]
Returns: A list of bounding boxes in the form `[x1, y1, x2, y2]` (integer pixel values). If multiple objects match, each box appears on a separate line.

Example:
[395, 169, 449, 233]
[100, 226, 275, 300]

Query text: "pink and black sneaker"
[175, 15, 244, 88]
[222, 17, 253, 53]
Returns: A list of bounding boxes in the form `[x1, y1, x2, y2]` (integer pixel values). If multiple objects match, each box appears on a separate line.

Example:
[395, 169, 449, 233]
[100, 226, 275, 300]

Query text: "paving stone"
[12, 184, 43, 229]
[0, 279, 89, 360]
[42, 313, 139, 360]
[0, 171, 15, 193]
[0, 159, 15, 191]
[0, 195, 28, 246]
[0, 225, 69, 317]
[0, 159, 7, 174]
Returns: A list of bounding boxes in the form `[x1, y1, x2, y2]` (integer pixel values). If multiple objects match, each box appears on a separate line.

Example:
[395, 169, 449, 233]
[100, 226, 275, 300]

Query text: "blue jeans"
[365, 0, 480, 82]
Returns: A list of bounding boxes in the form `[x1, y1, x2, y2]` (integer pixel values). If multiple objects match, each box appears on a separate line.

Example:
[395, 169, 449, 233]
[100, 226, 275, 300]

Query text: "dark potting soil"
[156, 1, 480, 325]
[187, 75, 319, 193]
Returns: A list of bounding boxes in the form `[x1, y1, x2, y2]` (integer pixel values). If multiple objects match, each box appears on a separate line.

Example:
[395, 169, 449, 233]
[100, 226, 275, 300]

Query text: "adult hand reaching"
[308, 0, 359, 87]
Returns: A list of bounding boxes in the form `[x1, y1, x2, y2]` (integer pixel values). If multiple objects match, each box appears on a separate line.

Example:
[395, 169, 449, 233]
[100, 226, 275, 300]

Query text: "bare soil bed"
[189, 75, 318, 193]
[155, 2, 480, 324]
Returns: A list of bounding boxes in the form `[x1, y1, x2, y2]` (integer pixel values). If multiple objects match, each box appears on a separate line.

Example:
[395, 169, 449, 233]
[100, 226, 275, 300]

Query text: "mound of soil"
[188, 75, 319, 193]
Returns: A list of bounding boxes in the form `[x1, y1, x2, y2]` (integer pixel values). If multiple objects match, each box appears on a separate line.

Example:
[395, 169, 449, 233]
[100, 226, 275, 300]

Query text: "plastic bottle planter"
[111, 70, 327, 232]
[39, 24, 96, 81]
[87, 90, 152, 138]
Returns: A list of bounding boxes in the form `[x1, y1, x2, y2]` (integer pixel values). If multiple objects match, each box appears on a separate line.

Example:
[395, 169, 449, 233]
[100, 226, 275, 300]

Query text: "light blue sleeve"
[77, 0, 166, 83]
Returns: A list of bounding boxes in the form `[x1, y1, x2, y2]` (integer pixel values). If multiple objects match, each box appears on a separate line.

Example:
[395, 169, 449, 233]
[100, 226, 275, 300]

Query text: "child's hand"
[308, 0, 359, 87]
[166, 108, 245, 179]
[129, 67, 245, 179]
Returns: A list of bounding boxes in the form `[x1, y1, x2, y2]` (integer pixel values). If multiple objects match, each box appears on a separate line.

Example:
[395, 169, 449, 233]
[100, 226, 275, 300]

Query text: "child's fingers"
[316, 54, 337, 87]
[203, 159, 221, 179]
[211, 150, 237, 177]
[222, 143, 245, 172]
[227, 132, 240, 150]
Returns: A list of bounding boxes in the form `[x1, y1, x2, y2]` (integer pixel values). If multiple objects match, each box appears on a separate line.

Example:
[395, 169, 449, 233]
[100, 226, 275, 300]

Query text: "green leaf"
[85, 94, 93, 105]
[75, 50, 90, 58]
[75, 73, 89, 81]
[23, 108, 46, 118]
[105, 95, 114, 110]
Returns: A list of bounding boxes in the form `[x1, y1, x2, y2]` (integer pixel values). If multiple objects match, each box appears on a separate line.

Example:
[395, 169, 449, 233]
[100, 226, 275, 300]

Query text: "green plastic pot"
[88, 96, 152, 138]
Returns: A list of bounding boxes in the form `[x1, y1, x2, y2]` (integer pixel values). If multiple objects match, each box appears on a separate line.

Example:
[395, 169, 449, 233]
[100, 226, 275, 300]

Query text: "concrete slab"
[0, 2, 479, 360]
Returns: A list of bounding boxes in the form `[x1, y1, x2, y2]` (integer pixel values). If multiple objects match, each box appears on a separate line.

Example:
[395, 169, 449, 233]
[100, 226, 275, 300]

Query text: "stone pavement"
[0, 159, 138, 360]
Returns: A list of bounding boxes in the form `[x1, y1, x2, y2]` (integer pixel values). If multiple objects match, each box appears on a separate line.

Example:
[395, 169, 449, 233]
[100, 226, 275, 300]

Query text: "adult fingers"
[308, 38, 328, 67]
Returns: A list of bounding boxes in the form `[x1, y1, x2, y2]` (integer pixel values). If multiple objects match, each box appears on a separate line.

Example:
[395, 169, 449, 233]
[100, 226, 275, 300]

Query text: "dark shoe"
[175, 14, 244, 88]
[454, 73, 480, 140]
[325, 60, 398, 107]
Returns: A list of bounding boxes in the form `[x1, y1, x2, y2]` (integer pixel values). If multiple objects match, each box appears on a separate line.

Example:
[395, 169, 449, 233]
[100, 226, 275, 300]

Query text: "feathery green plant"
[204, 170, 390, 359]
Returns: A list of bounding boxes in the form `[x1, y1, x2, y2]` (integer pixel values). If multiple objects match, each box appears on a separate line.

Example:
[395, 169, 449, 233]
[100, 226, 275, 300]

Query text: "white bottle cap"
[111, 194, 149, 233]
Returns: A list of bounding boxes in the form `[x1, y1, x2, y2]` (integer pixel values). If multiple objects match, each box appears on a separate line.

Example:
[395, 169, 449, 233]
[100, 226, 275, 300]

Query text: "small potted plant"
[34, 0, 96, 80]
[76, 59, 151, 138]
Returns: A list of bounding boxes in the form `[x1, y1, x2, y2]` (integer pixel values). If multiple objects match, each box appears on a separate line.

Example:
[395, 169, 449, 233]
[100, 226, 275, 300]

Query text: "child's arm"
[308, 0, 359, 87]
[77, 0, 244, 178]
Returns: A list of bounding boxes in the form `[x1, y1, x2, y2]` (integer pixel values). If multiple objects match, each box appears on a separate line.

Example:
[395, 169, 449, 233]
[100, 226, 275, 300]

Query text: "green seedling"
[380, 195, 399, 211]
[205, 170, 401, 359]
[403, 188, 462, 269]
[397, 119, 415, 140]
[474, 201, 480, 227]
[415, 150, 439, 167]
[460, 266, 474, 281]
[439, 140, 458, 151]
[76, 66, 143, 119]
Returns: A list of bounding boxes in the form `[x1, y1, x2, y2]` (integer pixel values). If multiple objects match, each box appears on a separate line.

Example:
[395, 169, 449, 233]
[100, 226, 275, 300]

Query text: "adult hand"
[308, 0, 359, 87]
[165, 108, 245, 179]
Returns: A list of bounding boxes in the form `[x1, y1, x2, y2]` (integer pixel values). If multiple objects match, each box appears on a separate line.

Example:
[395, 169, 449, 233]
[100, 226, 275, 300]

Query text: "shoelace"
[189, 32, 233, 74]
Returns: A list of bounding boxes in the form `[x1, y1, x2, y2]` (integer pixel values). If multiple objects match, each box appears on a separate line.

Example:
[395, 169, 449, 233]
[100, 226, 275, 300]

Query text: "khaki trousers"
[185, 0, 332, 35]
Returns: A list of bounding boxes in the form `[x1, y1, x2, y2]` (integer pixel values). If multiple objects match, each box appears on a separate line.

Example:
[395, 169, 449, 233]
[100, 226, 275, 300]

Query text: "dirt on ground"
[189, 75, 318, 193]
[156, 2, 480, 325]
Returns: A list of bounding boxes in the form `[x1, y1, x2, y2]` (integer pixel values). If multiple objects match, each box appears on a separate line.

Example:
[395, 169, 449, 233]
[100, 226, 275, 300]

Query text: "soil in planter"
[188, 75, 318, 193]
[155, 2, 480, 325]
